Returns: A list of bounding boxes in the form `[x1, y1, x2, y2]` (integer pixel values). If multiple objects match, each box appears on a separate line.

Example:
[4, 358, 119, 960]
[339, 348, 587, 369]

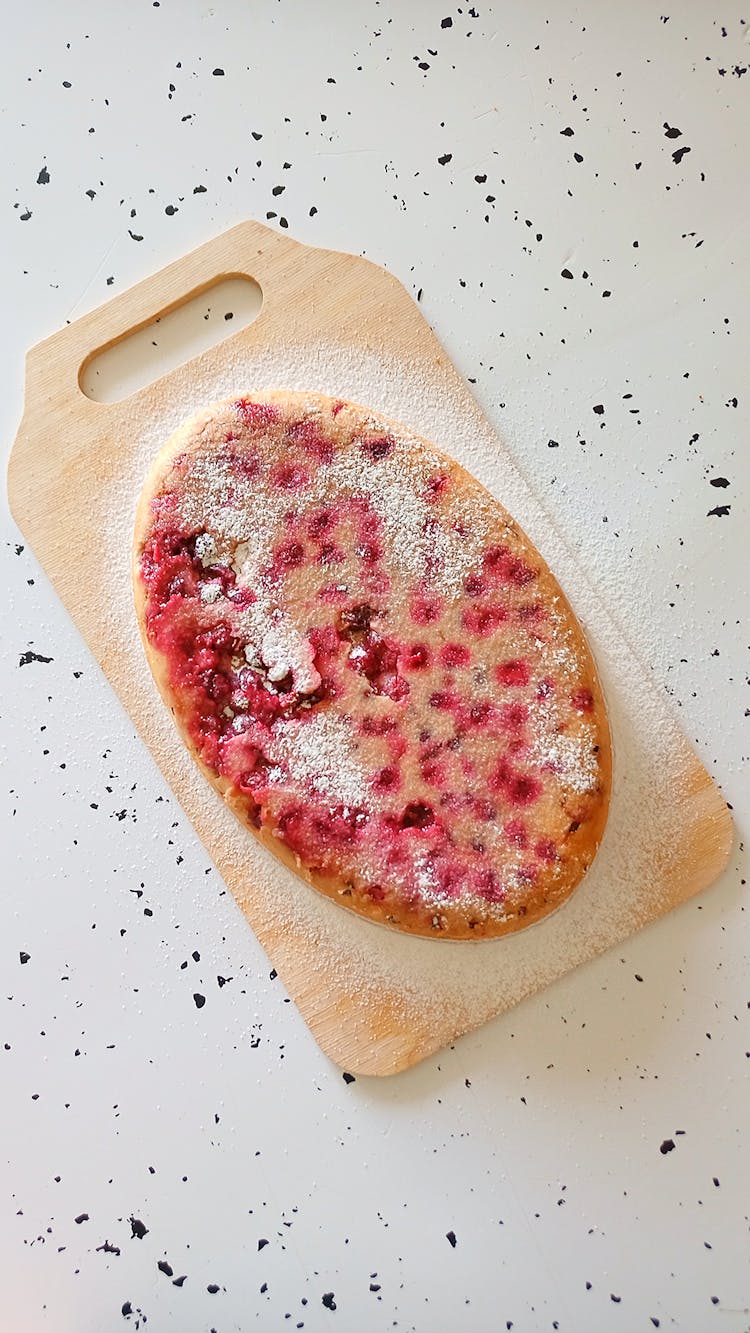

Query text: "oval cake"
[133, 391, 611, 940]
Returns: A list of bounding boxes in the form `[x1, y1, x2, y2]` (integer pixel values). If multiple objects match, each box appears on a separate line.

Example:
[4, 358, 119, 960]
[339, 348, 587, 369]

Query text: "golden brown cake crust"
[133, 391, 611, 940]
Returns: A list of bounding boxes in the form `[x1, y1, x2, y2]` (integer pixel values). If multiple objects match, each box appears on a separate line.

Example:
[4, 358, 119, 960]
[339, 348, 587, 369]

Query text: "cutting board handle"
[23, 219, 303, 414]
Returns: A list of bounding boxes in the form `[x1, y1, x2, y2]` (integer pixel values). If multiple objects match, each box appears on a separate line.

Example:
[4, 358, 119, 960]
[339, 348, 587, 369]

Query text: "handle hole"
[79, 274, 263, 403]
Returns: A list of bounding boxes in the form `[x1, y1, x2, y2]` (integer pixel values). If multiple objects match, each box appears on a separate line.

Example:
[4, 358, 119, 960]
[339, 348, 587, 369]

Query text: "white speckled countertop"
[2, 3, 748, 1330]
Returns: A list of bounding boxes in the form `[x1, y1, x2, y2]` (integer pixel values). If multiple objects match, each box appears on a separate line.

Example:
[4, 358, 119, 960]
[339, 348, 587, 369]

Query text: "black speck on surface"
[593, 404, 605, 415]
[158, 1260, 174, 1277]
[437, 152, 452, 165]
[710, 477, 729, 487]
[74, 1213, 89, 1224]
[660, 1138, 676, 1154]
[128, 229, 144, 242]
[121, 1302, 132, 1317]
[547, 439, 559, 448]
[663, 122, 682, 138]
[258, 1238, 269, 1250]
[129, 1216, 148, 1239]
[672, 146, 691, 164]
[611, 1294, 622, 1303]
[36, 165, 50, 184]
[19, 951, 31, 964]
[19, 650, 53, 666]
[322, 1292, 337, 1310]
[172, 1275, 187, 1287]
[573, 151, 583, 162]
[707, 505, 731, 517]
[212, 67, 225, 76]
[193, 992, 206, 1009]
[446, 1230, 457, 1247]
[441, 16, 452, 27]
[560, 126, 574, 136]
[165, 204, 178, 216]
[342, 1071, 356, 1084]
[561, 268, 573, 279]
[207, 1283, 220, 1294]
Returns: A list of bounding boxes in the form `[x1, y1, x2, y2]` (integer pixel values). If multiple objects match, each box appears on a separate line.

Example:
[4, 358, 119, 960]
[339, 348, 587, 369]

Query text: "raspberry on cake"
[133, 391, 611, 939]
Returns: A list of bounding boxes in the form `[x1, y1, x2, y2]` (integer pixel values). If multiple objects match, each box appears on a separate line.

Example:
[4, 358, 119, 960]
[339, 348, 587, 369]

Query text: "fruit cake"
[133, 391, 611, 939]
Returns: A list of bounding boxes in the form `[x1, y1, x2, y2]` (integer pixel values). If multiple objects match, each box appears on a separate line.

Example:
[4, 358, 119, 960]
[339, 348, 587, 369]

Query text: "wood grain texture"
[7, 218, 733, 1075]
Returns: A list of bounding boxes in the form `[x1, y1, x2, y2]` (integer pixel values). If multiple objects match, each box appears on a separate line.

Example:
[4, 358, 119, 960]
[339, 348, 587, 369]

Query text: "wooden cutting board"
[7, 219, 733, 1075]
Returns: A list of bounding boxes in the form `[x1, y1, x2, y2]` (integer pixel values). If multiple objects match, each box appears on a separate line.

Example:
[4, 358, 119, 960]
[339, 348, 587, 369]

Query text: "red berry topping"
[235, 398, 279, 426]
[499, 702, 529, 730]
[357, 540, 384, 565]
[491, 759, 542, 807]
[571, 687, 594, 712]
[439, 642, 471, 668]
[496, 659, 531, 688]
[308, 624, 339, 656]
[373, 764, 401, 793]
[504, 818, 528, 847]
[461, 603, 508, 636]
[287, 418, 334, 463]
[424, 473, 449, 502]
[399, 801, 435, 830]
[401, 642, 432, 671]
[274, 540, 305, 568]
[362, 434, 395, 461]
[535, 838, 557, 862]
[271, 460, 310, 491]
[517, 601, 544, 623]
[463, 572, 487, 598]
[410, 594, 443, 625]
[308, 508, 335, 538]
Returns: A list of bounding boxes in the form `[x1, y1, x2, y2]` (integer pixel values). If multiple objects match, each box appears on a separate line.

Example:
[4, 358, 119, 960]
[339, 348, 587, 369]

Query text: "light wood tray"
[7, 219, 733, 1075]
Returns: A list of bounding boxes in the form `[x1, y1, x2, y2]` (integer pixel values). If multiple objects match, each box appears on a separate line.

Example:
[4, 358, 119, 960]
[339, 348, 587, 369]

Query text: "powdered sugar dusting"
[95, 332, 710, 1066]
[530, 728, 598, 794]
[320, 443, 489, 595]
[270, 713, 368, 809]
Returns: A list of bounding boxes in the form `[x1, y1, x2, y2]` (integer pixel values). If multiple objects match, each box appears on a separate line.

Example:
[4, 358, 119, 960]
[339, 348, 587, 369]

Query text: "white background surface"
[2, 3, 748, 1331]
